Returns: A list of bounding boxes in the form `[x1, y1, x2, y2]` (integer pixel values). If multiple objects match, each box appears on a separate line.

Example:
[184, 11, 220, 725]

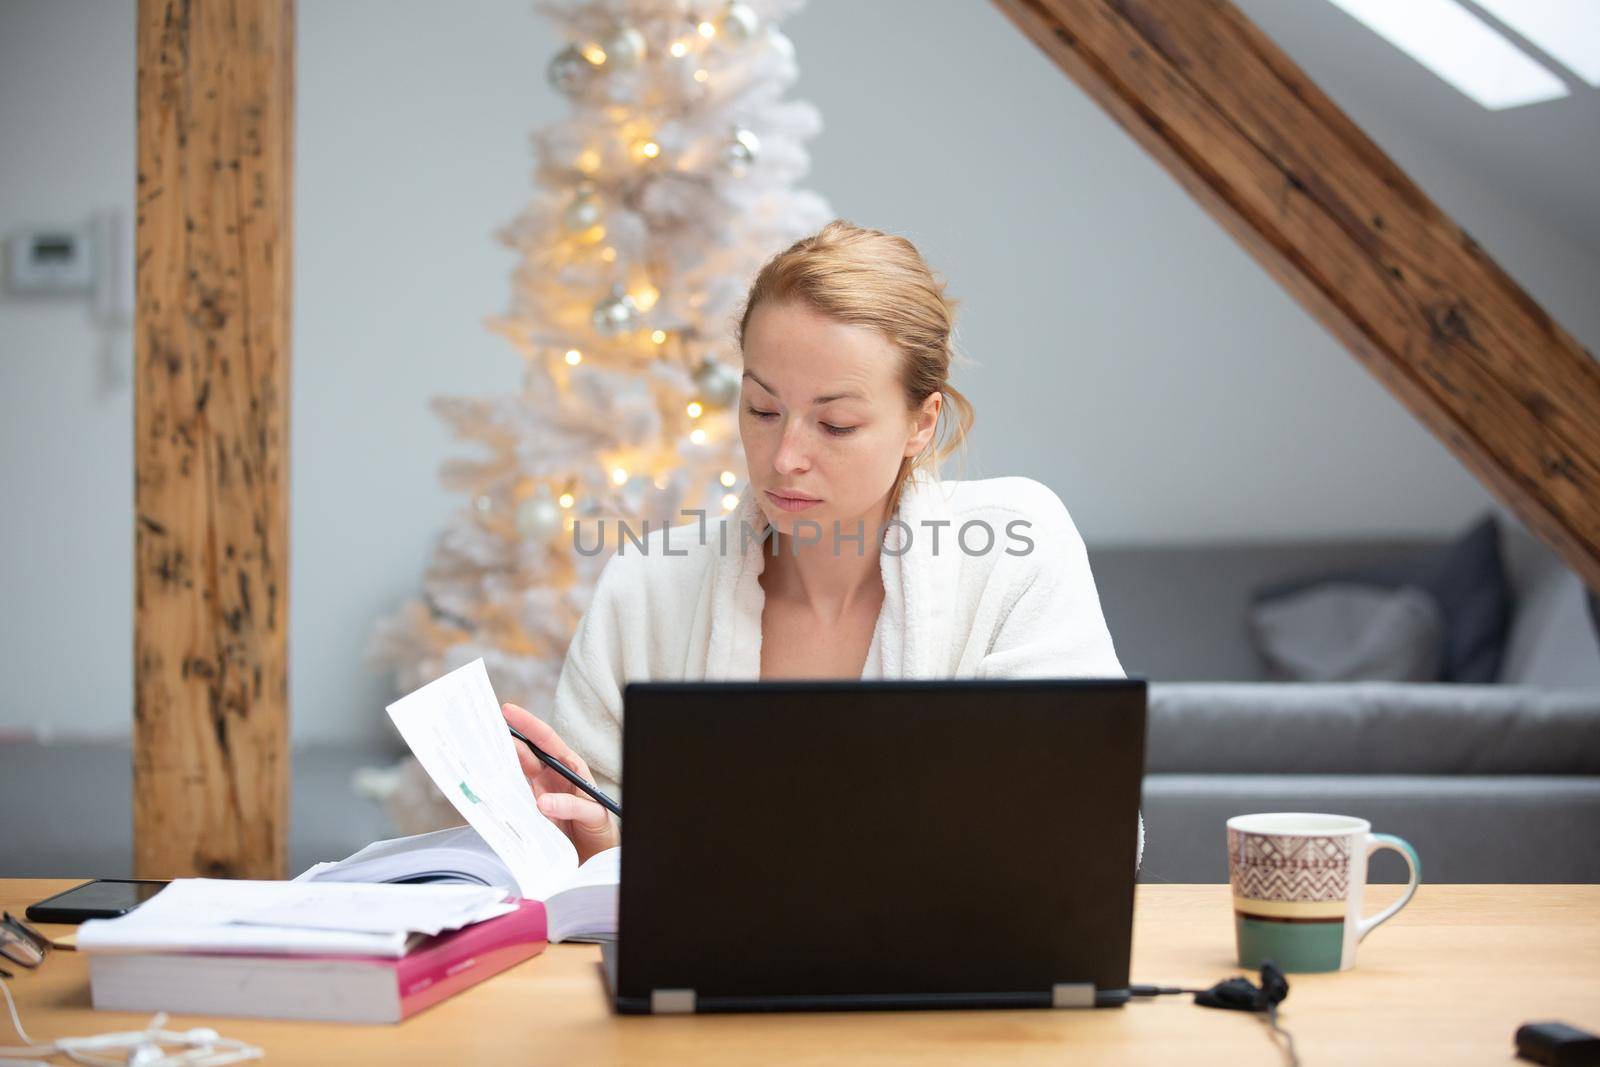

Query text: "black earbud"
[1131, 962, 1297, 1066]
[1195, 960, 1290, 1013]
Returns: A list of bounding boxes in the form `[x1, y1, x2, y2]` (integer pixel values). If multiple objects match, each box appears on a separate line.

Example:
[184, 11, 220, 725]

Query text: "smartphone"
[26, 879, 171, 924]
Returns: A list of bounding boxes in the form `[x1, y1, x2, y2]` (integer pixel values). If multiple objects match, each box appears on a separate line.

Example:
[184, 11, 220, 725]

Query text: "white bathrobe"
[549, 470, 1144, 864]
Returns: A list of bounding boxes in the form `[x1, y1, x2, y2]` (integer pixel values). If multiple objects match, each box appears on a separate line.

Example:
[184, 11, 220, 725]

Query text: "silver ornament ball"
[695, 358, 742, 409]
[603, 26, 647, 70]
[515, 497, 564, 544]
[592, 285, 640, 337]
[562, 187, 602, 232]
[722, 126, 760, 175]
[547, 45, 594, 95]
[719, 3, 760, 43]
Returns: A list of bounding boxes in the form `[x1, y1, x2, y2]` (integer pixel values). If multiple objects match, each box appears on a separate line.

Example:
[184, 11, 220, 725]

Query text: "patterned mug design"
[1227, 813, 1420, 973]
[1229, 828, 1352, 902]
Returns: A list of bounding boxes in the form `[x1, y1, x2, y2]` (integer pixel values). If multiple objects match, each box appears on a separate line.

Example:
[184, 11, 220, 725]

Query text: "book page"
[297, 825, 517, 889]
[77, 879, 506, 957]
[386, 658, 578, 899]
[564, 846, 621, 891]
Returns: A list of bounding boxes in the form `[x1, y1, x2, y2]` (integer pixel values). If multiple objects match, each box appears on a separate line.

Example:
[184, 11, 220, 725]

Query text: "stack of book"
[80, 658, 622, 1024]
[85, 891, 549, 1024]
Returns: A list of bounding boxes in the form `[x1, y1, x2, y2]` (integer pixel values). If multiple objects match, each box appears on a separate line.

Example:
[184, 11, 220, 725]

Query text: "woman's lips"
[765, 490, 820, 512]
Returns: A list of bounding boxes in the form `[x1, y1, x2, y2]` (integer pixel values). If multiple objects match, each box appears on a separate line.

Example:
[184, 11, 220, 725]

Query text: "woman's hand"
[501, 702, 619, 864]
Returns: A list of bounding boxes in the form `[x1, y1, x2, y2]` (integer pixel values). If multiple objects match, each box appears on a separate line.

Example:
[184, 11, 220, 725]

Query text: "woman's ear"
[904, 391, 942, 458]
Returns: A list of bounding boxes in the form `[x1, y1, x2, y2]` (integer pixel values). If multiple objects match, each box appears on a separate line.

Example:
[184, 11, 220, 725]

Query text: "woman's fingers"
[499, 703, 617, 862]
[502, 702, 594, 781]
[510, 736, 542, 781]
[536, 791, 610, 832]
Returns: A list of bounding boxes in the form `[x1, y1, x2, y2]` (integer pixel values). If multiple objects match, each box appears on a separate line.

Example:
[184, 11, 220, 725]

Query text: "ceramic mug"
[1227, 812, 1420, 973]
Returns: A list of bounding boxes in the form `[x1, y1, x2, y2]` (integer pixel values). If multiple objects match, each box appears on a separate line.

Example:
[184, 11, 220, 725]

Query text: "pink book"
[89, 900, 549, 1024]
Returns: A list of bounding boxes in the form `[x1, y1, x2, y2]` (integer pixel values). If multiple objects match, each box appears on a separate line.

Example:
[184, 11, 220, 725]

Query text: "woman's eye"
[745, 406, 778, 420]
[822, 423, 857, 436]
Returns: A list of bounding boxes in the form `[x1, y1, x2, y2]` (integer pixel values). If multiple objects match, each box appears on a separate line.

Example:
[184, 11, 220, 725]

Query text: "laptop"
[602, 677, 1147, 1014]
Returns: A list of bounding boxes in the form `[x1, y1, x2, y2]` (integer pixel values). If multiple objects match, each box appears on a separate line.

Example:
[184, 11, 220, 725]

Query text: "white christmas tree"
[365, 0, 831, 824]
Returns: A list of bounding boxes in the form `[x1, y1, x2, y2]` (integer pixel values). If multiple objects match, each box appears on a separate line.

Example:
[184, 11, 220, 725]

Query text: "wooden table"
[3, 880, 1596, 1064]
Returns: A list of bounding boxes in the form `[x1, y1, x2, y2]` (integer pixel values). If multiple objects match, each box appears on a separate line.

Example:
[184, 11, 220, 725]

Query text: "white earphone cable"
[0, 975, 263, 1066]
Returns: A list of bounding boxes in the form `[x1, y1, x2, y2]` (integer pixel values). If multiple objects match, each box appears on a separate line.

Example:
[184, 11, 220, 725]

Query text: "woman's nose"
[773, 419, 810, 473]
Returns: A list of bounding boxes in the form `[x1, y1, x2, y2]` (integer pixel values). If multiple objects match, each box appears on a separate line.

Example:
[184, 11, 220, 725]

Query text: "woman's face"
[738, 300, 938, 540]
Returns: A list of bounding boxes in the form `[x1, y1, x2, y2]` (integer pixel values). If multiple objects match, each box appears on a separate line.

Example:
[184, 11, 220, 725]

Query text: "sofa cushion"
[1252, 514, 1512, 682]
[1499, 558, 1600, 687]
[1144, 682, 1600, 775]
[1247, 583, 1442, 682]
[1140, 774, 1600, 883]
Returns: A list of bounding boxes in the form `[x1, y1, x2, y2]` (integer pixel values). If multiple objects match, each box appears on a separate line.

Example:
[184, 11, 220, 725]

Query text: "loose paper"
[384, 657, 580, 899]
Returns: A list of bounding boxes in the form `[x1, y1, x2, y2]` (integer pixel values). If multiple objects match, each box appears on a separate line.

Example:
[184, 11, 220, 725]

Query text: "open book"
[299, 826, 617, 943]
[299, 658, 619, 943]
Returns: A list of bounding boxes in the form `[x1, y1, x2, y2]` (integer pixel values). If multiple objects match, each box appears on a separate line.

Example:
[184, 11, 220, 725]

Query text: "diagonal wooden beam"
[134, 0, 294, 878]
[992, 0, 1600, 591]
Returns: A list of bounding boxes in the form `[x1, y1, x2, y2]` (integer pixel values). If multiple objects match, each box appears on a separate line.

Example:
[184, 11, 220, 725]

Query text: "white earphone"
[1, 977, 263, 1067]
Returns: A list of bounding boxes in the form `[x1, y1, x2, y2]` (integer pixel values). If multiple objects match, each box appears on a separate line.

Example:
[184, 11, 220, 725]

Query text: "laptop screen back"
[615, 678, 1146, 1009]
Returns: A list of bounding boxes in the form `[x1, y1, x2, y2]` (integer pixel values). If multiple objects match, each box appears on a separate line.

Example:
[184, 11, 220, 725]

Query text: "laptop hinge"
[650, 988, 697, 1014]
[1051, 983, 1097, 1008]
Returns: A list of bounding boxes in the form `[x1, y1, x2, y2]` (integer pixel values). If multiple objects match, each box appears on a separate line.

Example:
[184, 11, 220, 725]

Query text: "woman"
[502, 220, 1136, 865]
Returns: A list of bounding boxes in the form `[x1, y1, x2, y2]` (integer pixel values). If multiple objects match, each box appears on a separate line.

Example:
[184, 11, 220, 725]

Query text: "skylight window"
[1471, 0, 1600, 88]
[1324, 0, 1570, 110]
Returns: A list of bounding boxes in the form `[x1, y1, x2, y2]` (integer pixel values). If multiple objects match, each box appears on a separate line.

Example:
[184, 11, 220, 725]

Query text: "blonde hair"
[735, 219, 975, 520]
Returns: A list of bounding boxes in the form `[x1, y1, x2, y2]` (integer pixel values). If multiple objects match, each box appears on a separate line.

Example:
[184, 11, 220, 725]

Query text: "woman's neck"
[756, 500, 891, 623]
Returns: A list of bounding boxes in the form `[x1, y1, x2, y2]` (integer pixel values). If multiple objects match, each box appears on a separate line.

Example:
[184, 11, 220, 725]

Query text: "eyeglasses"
[0, 911, 51, 973]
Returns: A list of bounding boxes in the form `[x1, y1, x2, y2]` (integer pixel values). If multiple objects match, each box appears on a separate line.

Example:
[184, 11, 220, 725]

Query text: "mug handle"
[1357, 833, 1421, 941]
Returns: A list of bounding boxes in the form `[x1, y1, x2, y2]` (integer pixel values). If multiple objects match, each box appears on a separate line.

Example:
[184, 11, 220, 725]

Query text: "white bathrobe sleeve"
[976, 489, 1123, 679]
[977, 486, 1145, 870]
[546, 551, 632, 797]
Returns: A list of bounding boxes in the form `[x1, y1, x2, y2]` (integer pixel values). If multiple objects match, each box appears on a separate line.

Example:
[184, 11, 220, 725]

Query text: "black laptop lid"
[616, 678, 1147, 1010]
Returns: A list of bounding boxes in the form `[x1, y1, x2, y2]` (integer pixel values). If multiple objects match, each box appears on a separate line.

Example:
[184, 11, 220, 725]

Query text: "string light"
[719, 470, 737, 487]
[580, 42, 607, 65]
[639, 140, 661, 159]
[576, 148, 601, 173]
[600, 246, 617, 262]
[694, 68, 710, 83]
[565, 349, 583, 365]
[558, 493, 575, 509]
[632, 284, 659, 311]
[697, 20, 717, 37]
[611, 467, 629, 485]
[686, 401, 703, 418]
[651, 329, 667, 344]
[669, 39, 689, 57]
[690, 428, 708, 445]
[722, 493, 740, 511]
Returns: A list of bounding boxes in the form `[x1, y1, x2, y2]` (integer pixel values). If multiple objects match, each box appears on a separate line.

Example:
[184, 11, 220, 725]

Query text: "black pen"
[508, 725, 623, 820]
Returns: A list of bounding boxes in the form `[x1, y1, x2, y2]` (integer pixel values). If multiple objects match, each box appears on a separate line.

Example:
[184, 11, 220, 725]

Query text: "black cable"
[1131, 962, 1298, 1067]
[1265, 1001, 1300, 1067]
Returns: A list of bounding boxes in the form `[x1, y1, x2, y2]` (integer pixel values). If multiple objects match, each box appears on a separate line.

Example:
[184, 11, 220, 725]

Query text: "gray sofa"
[1090, 522, 1600, 884]
[7, 523, 1596, 885]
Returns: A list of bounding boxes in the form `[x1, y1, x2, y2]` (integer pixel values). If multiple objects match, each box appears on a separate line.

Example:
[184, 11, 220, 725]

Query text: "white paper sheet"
[384, 657, 580, 899]
[76, 879, 514, 958]
[231, 883, 516, 935]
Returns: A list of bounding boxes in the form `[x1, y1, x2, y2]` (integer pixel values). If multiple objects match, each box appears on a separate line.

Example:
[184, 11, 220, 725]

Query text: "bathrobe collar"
[704, 470, 962, 680]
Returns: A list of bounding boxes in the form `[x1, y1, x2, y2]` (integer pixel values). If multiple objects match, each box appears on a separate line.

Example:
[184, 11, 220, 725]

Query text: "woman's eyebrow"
[742, 370, 863, 405]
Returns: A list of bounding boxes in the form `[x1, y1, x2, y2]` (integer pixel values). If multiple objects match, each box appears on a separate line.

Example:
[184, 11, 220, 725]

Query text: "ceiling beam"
[991, 0, 1600, 590]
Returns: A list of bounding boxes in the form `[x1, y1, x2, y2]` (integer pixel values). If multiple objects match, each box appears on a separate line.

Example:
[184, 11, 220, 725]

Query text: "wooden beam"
[991, 0, 1600, 590]
[134, 0, 293, 878]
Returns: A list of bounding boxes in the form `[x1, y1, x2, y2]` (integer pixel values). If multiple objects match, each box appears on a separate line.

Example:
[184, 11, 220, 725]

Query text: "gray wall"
[3, 0, 1598, 745]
